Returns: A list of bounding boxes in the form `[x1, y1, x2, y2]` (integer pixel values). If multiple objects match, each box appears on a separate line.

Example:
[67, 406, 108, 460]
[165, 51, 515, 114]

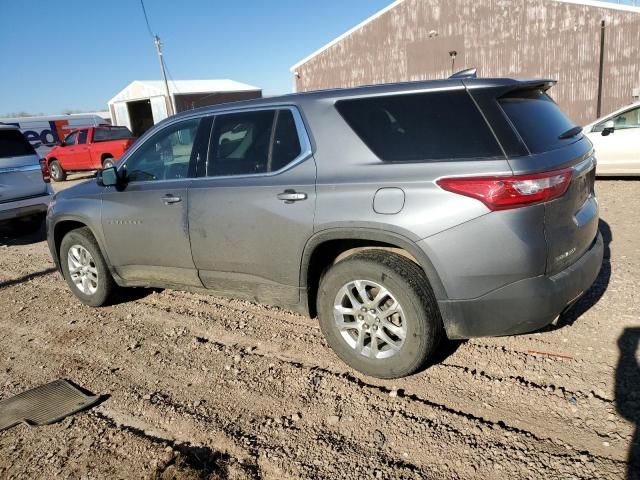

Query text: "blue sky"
[0, 0, 391, 116]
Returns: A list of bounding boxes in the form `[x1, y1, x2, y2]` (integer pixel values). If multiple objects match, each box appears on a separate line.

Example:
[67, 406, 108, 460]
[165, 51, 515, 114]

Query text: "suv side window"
[124, 118, 200, 182]
[271, 110, 302, 171]
[208, 110, 274, 176]
[336, 90, 503, 161]
[206, 109, 303, 177]
[77, 129, 88, 144]
[64, 132, 78, 146]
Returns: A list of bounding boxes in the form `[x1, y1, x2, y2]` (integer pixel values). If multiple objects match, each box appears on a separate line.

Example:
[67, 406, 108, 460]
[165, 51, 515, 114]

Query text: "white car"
[584, 102, 640, 176]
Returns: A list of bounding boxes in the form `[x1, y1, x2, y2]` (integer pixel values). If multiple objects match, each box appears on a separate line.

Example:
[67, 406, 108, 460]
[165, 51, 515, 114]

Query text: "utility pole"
[154, 35, 175, 116]
[596, 20, 606, 119]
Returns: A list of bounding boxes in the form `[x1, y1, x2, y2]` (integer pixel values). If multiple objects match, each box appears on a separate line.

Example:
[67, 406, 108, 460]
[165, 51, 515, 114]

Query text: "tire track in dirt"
[0, 292, 628, 470]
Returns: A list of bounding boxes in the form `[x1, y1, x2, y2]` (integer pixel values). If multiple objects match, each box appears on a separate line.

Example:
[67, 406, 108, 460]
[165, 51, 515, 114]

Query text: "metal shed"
[290, 0, 640, 125]
[108, 79, 262, 137]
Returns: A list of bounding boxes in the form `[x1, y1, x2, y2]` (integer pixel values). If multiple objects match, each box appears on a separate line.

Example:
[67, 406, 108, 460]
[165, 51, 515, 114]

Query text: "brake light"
[39, 158, 50, 183]
[436, 168, 573, 211]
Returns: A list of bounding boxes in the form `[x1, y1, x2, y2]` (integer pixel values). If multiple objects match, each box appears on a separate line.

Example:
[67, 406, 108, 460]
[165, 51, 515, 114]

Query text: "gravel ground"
[0, 179, 638, 479]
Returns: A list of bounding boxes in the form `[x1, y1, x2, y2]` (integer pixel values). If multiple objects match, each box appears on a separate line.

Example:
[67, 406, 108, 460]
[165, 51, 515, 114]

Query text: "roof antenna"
[449, 67, 478, 79]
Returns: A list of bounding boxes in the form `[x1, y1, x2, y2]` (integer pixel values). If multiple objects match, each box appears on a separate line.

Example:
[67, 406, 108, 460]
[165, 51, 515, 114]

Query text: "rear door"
[498, 87, 599, 274]
[188, 107, 316, 306]
[0, 128, 47, 203]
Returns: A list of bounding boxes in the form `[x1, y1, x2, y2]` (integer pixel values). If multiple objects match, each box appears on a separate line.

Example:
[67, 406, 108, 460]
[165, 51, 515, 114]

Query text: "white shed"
[107, 79, 261, 136]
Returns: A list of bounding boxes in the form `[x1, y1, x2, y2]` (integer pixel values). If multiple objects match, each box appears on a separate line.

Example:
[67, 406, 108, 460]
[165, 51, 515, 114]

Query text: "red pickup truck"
[46, 126, 136, 181]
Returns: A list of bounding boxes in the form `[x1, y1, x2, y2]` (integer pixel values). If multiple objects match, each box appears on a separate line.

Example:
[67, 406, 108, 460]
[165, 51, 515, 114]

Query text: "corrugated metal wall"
[294, 0, 640, 124]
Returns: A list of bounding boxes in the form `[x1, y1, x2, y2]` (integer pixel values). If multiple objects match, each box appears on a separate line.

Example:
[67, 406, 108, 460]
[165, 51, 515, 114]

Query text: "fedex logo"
[6, 120, 70, 150]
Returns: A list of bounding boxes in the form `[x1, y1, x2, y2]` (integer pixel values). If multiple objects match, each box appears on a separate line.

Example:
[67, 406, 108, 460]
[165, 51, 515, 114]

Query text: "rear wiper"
[558, 126, 583, 140]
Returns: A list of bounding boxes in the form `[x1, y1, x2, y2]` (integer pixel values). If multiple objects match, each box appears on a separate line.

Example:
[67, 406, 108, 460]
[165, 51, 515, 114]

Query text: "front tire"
[60, 227, 116, 307]
[49, 160, 66, 182]
[317, 250, 442, 379]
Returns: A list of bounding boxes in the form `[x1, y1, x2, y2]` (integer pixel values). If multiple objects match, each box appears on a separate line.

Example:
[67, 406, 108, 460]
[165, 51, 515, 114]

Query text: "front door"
[101, 117, 205, 287]
[74, 129, 92, 170]
[57, 131, 79, 170]
[188, 108, 316, 306]
[590, 105, 640, 175]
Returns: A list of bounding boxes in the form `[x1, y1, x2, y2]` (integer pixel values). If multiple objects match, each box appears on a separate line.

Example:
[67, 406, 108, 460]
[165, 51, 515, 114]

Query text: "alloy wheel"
[333, 279, 407, 359]
[67, 245, 99, 295]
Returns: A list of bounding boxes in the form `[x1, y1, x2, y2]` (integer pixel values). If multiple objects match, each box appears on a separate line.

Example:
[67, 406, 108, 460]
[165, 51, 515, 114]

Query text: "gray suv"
[46, 78, 603, 378]
[0, 125, 52, 232]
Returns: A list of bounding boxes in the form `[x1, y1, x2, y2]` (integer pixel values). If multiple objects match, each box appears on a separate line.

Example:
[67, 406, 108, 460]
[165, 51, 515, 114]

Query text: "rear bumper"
[0, 192, 52, 222]
[439, 232, 604, 339]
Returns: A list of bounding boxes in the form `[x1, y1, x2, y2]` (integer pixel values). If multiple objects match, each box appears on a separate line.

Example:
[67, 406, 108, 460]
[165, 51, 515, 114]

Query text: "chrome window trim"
[195, 105, 312, 181]
[117, 105, 313, 185]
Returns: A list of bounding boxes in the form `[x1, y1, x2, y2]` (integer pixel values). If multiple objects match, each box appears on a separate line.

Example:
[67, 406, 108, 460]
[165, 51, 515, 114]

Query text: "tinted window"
[64, 132, 78, 145]
[499, 89, 578, 153]
[0, 129, 36, 158]
[94, 127, 134, 142]
[336, 90, 503, 162]
[271, 110, 302, 171]
[208, 110, 275, 176]
[78, 129, 88, 144]
[124, 119, 200, 182]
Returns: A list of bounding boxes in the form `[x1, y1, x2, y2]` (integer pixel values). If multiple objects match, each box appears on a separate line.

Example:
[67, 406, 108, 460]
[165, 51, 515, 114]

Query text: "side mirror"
[602, 120, 615, 136]
[97, 166, 119, 187]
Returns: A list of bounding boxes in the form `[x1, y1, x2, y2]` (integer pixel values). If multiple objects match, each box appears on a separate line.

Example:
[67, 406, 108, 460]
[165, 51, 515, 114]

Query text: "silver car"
[46, 78, 603, 378]
[0, 124, 52, 232]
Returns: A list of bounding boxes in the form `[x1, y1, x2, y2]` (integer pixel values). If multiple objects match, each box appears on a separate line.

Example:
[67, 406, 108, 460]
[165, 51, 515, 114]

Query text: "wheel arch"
[51, 217, 113, 275]
[300, 228, 448, 318]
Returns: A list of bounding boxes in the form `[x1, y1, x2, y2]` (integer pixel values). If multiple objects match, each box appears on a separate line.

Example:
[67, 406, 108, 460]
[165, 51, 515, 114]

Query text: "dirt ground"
[0, 177, 638, 479]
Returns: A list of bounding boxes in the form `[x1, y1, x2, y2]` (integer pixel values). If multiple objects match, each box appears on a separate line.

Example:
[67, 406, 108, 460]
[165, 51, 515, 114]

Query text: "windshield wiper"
[558, 126, 583, 140]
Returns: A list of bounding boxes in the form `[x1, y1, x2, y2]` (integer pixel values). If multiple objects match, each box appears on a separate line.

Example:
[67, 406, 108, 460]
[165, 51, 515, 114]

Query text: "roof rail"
[449, 68, 477, 79]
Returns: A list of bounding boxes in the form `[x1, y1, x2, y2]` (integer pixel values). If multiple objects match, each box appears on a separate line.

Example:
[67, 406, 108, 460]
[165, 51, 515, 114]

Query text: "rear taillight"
[436, 168, 573, 211]
[39, 158, 50, 183]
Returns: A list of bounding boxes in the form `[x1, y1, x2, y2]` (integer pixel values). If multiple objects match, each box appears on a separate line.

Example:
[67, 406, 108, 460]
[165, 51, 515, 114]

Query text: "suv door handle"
[277, 190, 307, 203]
[162, 194, 182, 205]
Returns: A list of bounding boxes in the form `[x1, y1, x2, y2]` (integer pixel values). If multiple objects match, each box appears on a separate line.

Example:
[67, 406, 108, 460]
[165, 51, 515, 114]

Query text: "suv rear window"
[0, 129, 36, 158]
[499, 89, 578, 154]
[335, 90, 503, 162]
[93, 127, 134, 142]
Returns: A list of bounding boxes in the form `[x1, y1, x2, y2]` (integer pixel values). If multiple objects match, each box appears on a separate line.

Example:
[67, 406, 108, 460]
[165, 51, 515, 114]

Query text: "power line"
[138, 0, 175, 116]
[140, 0, 154, 39]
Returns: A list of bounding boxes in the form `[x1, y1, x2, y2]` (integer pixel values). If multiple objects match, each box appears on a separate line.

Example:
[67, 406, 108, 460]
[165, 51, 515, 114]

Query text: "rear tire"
[60, 227, 116, 307]
[49, 160, 66, 182]
[317, 250, 442, 379]
[102, 157, 115, 169]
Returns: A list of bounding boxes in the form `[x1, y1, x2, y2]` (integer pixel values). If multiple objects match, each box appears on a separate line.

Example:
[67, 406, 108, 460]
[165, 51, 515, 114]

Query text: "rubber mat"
[0, 379, 101, 431]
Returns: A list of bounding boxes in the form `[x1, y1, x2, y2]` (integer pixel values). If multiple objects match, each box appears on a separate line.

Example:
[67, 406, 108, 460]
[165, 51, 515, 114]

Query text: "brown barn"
[290, 0, 640, 124]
